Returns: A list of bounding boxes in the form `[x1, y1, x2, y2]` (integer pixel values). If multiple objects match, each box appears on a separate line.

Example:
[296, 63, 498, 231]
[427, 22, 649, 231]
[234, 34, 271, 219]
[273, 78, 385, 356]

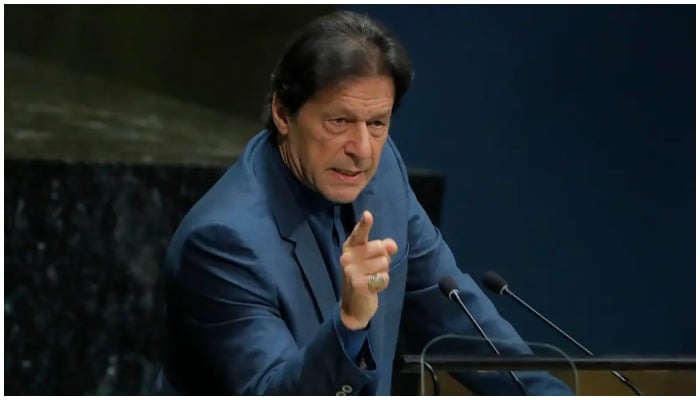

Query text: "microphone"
[438, 277, 528, 395]
[482, 271, 643, 396]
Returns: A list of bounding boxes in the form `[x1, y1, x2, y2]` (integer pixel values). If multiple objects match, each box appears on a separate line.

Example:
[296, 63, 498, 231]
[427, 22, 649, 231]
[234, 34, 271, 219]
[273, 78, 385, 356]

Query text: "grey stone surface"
[5, 53, 259, 166]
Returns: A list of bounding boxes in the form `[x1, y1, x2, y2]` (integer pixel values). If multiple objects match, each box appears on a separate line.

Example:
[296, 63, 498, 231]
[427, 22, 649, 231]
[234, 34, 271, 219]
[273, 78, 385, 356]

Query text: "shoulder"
[174, 172, 278, 252]
[164, 187, 283, 299]
[166, 132, 284, 268]
[377, 135, 411, 188]
[369, 135, 411, 200]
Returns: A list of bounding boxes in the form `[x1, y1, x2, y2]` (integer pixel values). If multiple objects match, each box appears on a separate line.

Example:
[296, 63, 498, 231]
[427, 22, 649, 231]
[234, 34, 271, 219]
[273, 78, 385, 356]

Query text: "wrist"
[339, 302, 369, 330]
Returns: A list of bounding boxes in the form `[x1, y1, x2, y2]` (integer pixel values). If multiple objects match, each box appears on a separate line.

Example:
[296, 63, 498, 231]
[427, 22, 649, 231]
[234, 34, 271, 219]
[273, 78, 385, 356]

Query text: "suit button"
[342, 385, 353, 393]
[335, 391, 346, 396]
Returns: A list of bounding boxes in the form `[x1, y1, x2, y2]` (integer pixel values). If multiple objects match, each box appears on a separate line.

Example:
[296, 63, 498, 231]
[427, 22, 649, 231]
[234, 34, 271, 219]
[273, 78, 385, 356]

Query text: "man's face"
[274, 75, 395, 204]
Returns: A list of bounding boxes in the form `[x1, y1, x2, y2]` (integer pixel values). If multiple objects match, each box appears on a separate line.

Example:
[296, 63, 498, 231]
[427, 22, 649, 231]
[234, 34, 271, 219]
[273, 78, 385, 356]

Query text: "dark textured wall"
[5, 160, 216, 394]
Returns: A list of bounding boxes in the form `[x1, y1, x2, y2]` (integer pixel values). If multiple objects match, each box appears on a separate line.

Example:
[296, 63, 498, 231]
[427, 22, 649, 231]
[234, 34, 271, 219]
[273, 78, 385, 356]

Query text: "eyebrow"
[327, 107, 392, 121]
[368, 111, 392, 121]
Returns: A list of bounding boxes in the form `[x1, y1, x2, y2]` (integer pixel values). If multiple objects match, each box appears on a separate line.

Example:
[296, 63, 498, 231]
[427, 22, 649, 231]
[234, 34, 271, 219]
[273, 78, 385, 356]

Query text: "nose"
[345, 122, 372, 161]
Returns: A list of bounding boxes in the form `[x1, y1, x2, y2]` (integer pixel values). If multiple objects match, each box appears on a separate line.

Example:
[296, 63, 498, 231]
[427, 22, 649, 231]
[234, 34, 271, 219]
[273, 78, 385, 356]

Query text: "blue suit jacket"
[156, 130, 572, 395]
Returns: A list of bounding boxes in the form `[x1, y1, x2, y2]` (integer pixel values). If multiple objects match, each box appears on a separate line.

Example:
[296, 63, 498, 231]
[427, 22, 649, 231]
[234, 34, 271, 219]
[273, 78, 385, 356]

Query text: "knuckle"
[371, 240, 384, 254]
[340, 252, 352, 267]
[380, 256, 389, 270]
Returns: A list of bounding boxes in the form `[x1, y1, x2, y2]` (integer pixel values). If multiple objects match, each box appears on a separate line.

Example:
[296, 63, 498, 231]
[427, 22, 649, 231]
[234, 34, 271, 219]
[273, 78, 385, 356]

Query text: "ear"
[271, 93, 290, 135]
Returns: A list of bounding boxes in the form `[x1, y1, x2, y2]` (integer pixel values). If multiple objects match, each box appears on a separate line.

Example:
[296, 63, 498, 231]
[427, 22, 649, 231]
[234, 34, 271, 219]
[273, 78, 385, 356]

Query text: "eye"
[369, 120, 387, 128]
[325, 118, 350, 134]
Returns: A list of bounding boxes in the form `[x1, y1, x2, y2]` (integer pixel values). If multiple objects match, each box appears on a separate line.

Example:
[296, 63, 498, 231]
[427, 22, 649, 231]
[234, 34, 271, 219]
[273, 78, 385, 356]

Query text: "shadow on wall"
[4, 4, 337, 120]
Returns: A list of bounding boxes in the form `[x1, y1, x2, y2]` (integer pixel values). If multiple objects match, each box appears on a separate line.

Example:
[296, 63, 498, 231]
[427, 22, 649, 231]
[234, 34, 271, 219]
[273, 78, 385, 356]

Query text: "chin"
[322, 188, 362, 204]
[324, 194, 358, 204]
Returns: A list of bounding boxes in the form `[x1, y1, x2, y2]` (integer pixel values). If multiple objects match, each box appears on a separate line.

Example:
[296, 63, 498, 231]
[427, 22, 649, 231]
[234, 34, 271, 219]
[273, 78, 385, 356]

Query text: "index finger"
[344, 210, 373, 249]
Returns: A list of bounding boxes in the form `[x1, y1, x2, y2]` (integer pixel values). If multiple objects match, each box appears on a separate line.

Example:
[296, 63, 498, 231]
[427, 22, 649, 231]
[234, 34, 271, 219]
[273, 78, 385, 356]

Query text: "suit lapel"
[256, 133, 336, 322]
[290, 221, 337, 321]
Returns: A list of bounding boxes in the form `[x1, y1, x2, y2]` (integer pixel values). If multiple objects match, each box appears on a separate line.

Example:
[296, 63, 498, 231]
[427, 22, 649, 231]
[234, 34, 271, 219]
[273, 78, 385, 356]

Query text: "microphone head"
[482, 271, 508, 294]
[438, 276, 460, 298]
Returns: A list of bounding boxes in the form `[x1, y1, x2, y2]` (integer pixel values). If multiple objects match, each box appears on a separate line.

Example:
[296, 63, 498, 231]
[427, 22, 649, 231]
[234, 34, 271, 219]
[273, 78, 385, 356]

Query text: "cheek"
[306, 137, 335, 170]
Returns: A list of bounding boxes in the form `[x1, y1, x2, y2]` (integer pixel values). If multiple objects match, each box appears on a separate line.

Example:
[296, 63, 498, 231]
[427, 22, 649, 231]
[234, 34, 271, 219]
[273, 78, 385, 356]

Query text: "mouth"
[331, 168, 362, 177]
[330, 168, 364, 183]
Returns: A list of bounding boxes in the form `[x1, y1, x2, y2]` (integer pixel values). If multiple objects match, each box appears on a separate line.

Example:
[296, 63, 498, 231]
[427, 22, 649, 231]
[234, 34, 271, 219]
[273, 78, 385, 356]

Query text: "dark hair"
[262, 10, 414, 131]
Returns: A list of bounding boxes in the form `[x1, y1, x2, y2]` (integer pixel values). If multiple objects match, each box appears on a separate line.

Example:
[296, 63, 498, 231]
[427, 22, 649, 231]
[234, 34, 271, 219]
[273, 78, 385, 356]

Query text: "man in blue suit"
[154, 10, 572, 396]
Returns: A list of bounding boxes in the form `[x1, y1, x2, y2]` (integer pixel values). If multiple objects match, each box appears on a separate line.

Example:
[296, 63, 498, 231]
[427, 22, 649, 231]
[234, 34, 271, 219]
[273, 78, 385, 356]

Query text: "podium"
[394, 335, 696, 395]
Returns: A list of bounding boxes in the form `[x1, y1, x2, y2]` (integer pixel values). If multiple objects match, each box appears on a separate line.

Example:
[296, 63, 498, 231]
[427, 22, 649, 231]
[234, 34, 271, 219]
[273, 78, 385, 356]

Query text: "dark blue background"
[345, 5, 695, 356]
[4, 4, 694, 395]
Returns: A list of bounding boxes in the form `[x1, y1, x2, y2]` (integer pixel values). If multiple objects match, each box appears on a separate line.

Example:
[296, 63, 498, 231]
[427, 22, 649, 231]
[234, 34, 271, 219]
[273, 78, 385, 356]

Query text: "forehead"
[308, 75, 395, 115]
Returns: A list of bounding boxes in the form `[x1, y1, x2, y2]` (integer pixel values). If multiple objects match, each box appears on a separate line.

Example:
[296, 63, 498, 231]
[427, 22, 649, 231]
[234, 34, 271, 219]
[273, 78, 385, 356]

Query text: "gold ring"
[367, 274, 386, 292]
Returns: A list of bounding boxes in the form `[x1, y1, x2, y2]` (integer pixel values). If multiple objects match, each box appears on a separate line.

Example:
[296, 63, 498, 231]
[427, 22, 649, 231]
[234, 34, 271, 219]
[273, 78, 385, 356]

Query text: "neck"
[276, 133, 314, 193]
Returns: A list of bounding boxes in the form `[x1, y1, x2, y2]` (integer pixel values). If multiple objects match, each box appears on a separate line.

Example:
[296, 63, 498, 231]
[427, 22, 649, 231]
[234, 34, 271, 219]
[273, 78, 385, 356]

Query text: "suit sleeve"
[386, 141, 573, 395]
[167, 223, 375, 395]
